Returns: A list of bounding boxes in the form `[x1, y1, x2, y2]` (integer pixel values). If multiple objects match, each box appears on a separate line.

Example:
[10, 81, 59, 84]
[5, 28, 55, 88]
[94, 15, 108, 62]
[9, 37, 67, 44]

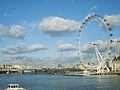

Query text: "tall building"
[107, 41, 120, 72]
[116, 41, 120, 58]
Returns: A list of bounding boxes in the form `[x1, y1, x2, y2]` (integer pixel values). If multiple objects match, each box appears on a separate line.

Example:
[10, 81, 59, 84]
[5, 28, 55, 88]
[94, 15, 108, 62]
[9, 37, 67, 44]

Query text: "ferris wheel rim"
[77, 13, 113, 65]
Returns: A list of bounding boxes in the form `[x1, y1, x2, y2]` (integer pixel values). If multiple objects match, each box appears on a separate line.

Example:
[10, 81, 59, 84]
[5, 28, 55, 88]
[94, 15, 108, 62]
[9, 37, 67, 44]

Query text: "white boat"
[5, 84, 26, 90]
[64, 70, 90, 76]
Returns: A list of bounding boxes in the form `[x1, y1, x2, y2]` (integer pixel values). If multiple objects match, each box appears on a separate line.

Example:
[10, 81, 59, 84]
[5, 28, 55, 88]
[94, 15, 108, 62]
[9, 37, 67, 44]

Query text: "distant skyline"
[0, 0, 120, 66]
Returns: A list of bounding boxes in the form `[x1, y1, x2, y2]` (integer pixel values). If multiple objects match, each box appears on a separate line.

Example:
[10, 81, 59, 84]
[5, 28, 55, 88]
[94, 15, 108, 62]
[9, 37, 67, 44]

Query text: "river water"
[0, 73, 120, 90]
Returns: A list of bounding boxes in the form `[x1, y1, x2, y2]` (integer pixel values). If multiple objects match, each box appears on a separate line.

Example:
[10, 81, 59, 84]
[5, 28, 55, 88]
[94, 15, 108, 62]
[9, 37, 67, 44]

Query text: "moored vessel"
[5, 84, 26, 90]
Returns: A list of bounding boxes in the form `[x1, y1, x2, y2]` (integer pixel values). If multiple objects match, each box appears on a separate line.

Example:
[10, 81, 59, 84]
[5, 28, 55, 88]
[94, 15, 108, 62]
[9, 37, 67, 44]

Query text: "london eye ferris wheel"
[76, 13, 114, 72]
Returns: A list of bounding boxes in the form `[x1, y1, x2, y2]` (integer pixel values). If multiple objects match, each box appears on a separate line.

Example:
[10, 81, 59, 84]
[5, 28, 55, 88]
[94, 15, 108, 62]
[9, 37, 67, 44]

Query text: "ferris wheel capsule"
[110, 34, 113, 36]
[106, 23, 110, 25]
[108, 28, 112, 31]
[90, 42, 99, 45]
[104, 19, 107, 22]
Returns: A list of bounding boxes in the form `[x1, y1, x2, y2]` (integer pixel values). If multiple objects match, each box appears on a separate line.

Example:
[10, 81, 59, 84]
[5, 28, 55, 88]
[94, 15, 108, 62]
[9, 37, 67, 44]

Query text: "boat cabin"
[8, 84, 19, 88]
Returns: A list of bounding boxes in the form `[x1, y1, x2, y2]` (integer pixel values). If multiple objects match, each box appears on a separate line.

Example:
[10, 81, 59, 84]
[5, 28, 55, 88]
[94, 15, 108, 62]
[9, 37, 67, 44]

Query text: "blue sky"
[0, 0, 120, 66]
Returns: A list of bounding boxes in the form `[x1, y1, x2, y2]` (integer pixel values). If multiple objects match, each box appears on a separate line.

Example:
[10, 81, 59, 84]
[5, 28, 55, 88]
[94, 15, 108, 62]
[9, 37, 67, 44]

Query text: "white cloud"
[9, 25, 24, 39]
[104, 14, 120, 27]
[81, 40, 108, 53]
[27, 44, 48, 52]
[57, 41, 76, 52]
[0, 44, 27, 54]
[0, 24, 8, 31]
[0, 24, 8, 39]
[0, 44, 48, 54]
[28, 21, 39, 30]
[9, 54, 26, 60]
[0, 24, 25, 39]
[1, 53, 79, 66]
[39, 16, 81, 36]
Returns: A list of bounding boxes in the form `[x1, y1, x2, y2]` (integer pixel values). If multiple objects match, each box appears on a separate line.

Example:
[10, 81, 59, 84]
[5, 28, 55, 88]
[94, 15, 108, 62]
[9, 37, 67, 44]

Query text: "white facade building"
[108, 41, 120, 71]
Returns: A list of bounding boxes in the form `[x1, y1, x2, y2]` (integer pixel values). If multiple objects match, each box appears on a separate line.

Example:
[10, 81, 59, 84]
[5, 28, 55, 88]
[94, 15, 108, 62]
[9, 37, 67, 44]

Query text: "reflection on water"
[0, 73, 120, 90]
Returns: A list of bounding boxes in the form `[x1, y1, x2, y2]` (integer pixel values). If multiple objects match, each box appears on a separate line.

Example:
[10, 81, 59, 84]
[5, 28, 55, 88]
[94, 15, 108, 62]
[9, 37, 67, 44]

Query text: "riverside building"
[108, 41, 120, 71]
